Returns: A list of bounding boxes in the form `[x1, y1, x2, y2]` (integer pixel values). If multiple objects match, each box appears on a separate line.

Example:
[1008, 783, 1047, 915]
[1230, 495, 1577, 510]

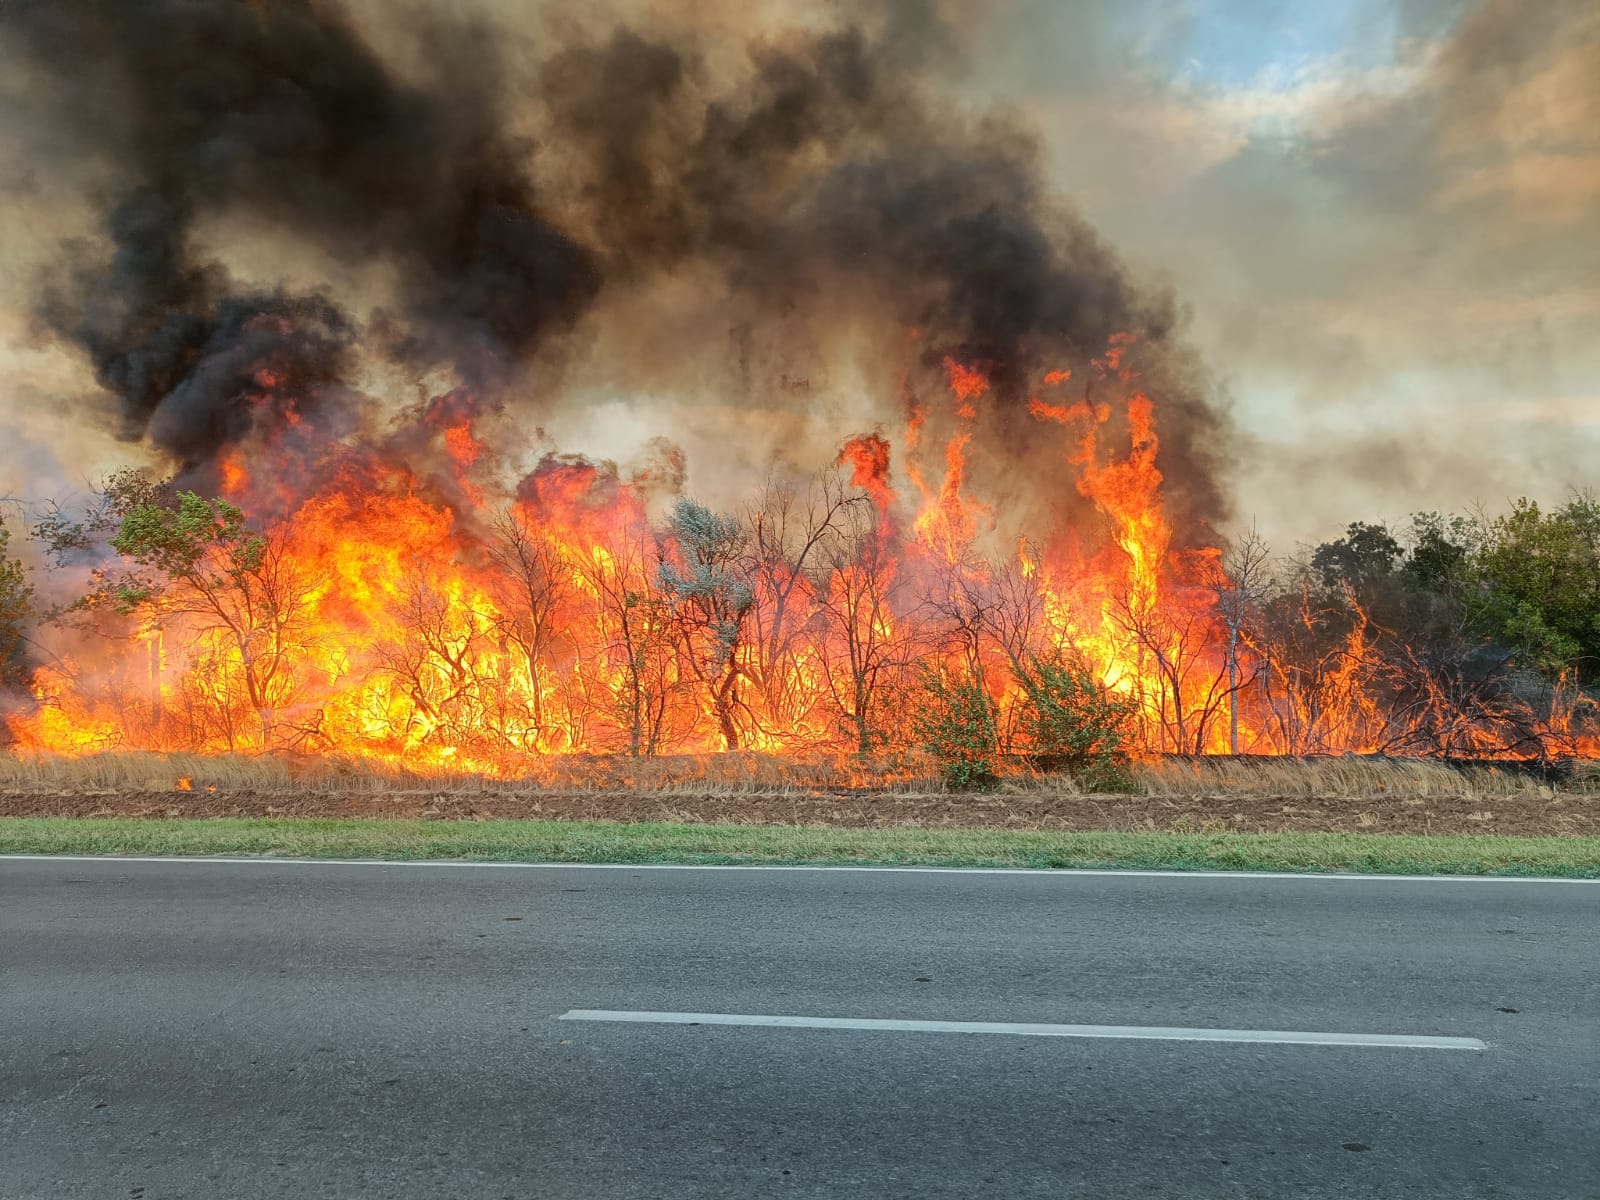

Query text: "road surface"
[3, 857, 1597, 1198]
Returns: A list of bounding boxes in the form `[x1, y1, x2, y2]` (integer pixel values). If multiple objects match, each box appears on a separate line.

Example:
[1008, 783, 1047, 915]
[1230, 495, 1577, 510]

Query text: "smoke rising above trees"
[7, 2, 1595, 767]
[0, 0, 1226, 530]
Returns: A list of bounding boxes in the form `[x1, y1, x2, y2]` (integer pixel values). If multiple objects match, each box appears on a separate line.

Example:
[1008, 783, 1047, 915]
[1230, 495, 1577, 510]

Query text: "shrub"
[0, 517, 33, 687]
[912, 666, 1000, 790]
[1012, 652, 1138, 789]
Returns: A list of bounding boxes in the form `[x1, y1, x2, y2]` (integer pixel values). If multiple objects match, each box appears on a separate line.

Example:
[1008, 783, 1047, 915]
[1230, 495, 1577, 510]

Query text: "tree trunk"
[1228, 625, 1240, 755]
[148, 632, 163, 732]
[714, 665, 740, 751]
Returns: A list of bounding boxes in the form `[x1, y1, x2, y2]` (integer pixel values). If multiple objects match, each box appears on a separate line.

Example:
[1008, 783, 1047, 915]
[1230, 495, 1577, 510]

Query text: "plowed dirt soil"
[3, 787, 1596, 838]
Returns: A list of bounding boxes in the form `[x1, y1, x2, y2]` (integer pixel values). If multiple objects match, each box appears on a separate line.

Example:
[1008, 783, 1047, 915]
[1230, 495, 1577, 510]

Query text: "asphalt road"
[3, 859, 1597, 1199]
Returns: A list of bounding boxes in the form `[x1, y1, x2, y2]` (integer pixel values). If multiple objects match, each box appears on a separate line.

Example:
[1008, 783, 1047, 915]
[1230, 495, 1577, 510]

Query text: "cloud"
[976, 0, 1597, 541]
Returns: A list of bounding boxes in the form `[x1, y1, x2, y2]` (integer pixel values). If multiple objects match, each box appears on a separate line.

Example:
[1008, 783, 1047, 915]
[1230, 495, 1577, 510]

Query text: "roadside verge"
[3, 816, 1598, 877]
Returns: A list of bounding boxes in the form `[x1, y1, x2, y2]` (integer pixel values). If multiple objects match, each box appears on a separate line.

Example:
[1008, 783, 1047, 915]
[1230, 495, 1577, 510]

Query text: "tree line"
[1, 473, 1596, 776]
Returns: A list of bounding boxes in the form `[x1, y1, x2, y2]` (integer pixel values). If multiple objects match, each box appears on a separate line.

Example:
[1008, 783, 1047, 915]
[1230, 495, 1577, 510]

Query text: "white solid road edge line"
[558, 1010, 1488, 1050]
[1, 854, 1594, 882]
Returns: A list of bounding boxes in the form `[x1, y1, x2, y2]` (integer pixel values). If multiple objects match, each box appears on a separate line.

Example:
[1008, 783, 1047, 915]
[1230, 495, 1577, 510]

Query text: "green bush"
[1012, 652, 1138, 789]
[912, 666, 1000, 790]
[0, 517, 33, 688]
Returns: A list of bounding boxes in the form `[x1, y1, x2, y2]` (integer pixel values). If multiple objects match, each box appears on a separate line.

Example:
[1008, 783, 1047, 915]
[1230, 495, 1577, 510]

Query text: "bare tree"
[740, 471, 865, 743]
[813, 502, 919, 753]
[372, 567, 497, 750]
[1217, 525, 1272, 753]
[486, 507, 572, 750]
[575, 521, 681, 756]
[981, 551, 1052, 751]
[1107, 578, 1236, 755]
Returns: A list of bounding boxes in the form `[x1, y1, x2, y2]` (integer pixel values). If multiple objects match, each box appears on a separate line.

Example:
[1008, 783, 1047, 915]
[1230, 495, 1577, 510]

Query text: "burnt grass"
[3, 785, 1596, 839]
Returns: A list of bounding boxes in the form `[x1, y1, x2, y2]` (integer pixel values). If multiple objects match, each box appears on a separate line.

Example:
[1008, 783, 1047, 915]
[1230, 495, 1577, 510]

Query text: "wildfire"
[8, 0, 1590, 779]
[4, 329, 1576, 769]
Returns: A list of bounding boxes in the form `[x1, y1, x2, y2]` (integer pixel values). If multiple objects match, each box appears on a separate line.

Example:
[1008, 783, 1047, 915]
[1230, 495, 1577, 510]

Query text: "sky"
[0, 0, 1594, 551]
[976, 0, 1600, 543]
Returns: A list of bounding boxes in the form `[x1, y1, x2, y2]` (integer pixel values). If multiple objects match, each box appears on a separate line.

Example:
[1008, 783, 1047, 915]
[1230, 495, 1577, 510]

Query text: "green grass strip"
[2, 816, 1599, 877]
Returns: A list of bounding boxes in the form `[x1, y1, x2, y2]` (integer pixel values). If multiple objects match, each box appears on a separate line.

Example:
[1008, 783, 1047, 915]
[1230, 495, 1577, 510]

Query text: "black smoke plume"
[3, 0, 1228, 530]
[5, 0, 595, 480]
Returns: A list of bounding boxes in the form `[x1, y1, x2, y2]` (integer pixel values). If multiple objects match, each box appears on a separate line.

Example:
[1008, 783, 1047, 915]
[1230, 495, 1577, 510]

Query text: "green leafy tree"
[110, 492, 264, 612]
[1310, 522, 1403, 588]
[32, 469, 178, 570]
[1012, 652, 1137, 787]
[1403, 511, 1478, 596]
[913, 665, 999, 790]
[0, 516, 34, 688]
[1473, 496, 1600, 680]
[108, 492, 320, 748]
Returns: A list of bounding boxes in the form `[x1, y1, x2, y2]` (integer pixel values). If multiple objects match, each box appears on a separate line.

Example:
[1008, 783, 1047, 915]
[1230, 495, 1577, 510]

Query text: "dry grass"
[5, 750, 1596, 839]
[1127, 756, 1592, 799]
[0, 749, 949, 796]
[0, 748, 1594, 802]
[0, 751, 303, 793]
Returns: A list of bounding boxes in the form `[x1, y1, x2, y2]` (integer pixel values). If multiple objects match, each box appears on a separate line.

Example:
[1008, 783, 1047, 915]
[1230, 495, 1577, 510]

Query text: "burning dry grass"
[0, 749, 948, 797]
[1, 748, 1593, 804]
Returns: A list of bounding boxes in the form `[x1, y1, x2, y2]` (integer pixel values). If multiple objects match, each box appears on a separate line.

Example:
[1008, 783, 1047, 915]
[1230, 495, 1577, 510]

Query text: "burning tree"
[1241, 577, 1397, 755]
[485, 507, 574, 751]
[370, 566, 501, 753]
[740, 472, 866, 748]
[813, 492, 919, 754]
[1106, 572, 1237, 755]
[2, 1, 1594, 770]
[659, 499, 754, 752]
[1216, 527, 1271, 754]
[99, 492, 322, 750]
[576, 518, 682, 757]
[10, 393, 1599, 769]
